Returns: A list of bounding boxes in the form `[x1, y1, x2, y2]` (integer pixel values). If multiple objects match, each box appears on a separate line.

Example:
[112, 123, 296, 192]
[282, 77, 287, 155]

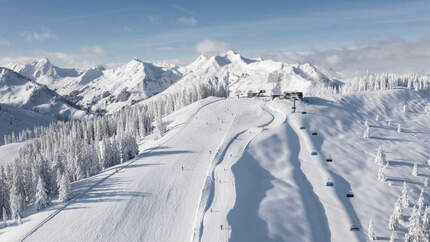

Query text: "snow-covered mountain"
[0, 67, 88, 120]
[6, 58, 83, 90]
[4, 51, 341, 114]
[165, 50, 342, 97]
[72, 58, 183, 114]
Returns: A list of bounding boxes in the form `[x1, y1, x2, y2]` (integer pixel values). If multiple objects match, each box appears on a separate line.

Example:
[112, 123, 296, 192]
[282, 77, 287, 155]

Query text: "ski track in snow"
[196, 103, 276, 242]
[21, 98, 224, 242]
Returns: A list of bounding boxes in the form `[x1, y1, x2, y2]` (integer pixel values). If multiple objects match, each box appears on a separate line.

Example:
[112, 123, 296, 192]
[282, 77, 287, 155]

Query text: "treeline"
[340, 73, 430, 94]
[0, 81, 228, 224]
[306, 73, 430, 97]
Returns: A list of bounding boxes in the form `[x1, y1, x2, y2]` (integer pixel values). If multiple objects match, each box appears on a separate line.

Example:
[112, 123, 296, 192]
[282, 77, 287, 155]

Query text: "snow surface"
[1, 87, 429, 242]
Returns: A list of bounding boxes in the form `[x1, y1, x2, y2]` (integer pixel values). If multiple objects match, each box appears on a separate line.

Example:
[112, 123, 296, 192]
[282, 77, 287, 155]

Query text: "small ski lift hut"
[284, 91, 303, 101]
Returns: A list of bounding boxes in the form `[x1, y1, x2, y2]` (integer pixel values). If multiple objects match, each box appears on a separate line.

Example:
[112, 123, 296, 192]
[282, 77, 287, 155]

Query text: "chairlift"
[301, 111, 307, 114]
[311, 132, 318, 135]
[311, 151, 318, 156]
[346, 191, 354, 198]
[326, 158, 333, 162]
[350, 224, 360, 231]
[300, 126, 306, 130]
[326, 181, 334, 186]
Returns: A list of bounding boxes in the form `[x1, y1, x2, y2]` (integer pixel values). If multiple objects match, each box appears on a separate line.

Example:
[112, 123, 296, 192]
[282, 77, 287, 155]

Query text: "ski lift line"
[290, 118, 363, 238]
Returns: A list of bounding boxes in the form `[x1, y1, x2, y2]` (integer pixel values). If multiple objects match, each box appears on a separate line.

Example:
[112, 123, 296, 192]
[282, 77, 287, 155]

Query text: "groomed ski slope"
[3, 88, 430, 242]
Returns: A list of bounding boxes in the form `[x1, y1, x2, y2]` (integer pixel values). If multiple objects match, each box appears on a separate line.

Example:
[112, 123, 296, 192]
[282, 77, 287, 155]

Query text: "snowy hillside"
[1, 86, 429, 241]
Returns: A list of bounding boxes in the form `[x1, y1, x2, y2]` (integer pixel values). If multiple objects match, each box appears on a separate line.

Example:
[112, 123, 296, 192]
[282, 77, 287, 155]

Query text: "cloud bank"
[195, 39, 231, 55]
[262, 37, 430, 77]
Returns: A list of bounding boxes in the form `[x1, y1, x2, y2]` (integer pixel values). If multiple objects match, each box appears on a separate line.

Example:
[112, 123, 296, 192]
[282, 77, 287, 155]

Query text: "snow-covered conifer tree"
[412, 162, 418, 177]
[59, 173, 71, 202]
[368, 219, 375, 240]
[397, 124, 401, 133]
[375, 146, 388, 167]
[35, 176, 50, 210]
[377, 165, 385, 182]
[406, 206, 425, 241]
[2, 207, 7, 227]
[422, 207, 430, 236]
[417, 188, 425, 212]
[388, 212, 400, 231]
[424, 178, 429, 188]
[9, 185, 22, 223]
[401, 182, 410, 208]
[363, 126, 370, 139]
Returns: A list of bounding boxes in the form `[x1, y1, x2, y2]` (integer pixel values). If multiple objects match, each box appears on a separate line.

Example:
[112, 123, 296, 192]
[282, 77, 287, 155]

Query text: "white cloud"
[0, 56, 36, 66]
[262, 37, 430, 77]
[81, 45, 107, 57]
[22, 30, 56, 41]
[178, 16, 197, 25]
[195, 39, 231, 55]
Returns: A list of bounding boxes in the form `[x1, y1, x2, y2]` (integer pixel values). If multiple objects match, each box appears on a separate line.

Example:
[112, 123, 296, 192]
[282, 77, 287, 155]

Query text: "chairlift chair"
[311, 151, 318, 156]
[346, 191, 354, 198]
[326, 158, 333, 162]
[311, 132, 318, 135]
[300, 126, 306, 129]
[350, 224, 360, 231]
[326, 181, 334, 186]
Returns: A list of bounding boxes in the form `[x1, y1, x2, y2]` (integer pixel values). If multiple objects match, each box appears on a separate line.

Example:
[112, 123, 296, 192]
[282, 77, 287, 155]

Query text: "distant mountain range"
[2, 51, 341, 115]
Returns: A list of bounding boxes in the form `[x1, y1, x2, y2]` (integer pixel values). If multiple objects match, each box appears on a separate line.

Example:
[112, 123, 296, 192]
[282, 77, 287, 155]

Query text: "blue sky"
[1, 0, 430, 72]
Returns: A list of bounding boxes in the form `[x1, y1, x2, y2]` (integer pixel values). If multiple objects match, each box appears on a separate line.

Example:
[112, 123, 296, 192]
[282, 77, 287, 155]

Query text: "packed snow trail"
[196, 105, 278, 242]
[25, 98, 274, 242]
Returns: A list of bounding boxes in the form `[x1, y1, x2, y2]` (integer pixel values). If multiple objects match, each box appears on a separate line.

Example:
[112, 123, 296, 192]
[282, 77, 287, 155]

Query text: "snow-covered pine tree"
[394, 198, 403, 220]
[59, 173, 71, 202]
[9, 185, 22, 223]
[153, 113, 166, 140]
[375, 114, 379, 121]
[388, 212, 400, 231]
[2, 206, 7, 227]
[397, 124, 401, 133]
[375, 146, 388, 167]
[368, 219, 375, 240]
[35, 175, 50, 210]
[377, 165, 385, 182]
[363, 126, 370, 139]
[406, 206, 425, 241]
[412, 162, 418, 177]
[422, 207, 430, 237]
[424, 178, 429, 188]
[401, 182, 410, 208]
[417, 188, 425, 212]
[389, 231, 396, 242]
